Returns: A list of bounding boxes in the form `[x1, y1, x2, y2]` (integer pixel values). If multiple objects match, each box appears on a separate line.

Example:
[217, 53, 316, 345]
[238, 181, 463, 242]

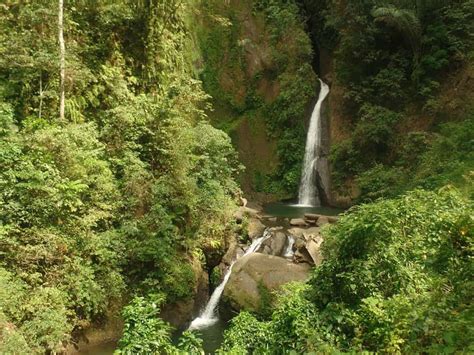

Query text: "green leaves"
[221, 189, 473, 353]
[116, 296, 205, 354]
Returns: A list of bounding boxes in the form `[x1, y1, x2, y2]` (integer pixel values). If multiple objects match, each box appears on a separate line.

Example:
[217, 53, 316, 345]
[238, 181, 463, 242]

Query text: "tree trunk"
[58, 0, 65, 121]
[39, 71, 43, 119]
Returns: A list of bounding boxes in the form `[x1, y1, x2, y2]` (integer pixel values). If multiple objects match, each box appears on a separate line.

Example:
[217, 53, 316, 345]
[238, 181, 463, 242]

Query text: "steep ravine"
[197, 0, 318, 202]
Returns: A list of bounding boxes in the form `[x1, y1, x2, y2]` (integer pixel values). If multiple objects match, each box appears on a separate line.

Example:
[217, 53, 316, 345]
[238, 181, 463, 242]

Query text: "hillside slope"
[197, 0, 318, 201]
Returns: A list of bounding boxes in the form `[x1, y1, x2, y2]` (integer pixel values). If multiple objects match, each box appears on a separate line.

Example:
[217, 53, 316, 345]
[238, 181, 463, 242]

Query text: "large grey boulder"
[224, 253, 311, 311]
[258, 231, 287, 256]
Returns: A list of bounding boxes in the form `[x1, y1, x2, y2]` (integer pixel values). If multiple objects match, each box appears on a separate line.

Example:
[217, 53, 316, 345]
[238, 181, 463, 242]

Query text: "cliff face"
[197, 0, 317, 202]
[198, 0, 473, 206]
[321, 53, 474, 207]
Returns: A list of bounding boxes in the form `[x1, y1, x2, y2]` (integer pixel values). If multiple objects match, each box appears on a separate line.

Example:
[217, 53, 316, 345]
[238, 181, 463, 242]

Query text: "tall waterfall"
[188, 230, 271, 330]
[298, 79, 330, 206]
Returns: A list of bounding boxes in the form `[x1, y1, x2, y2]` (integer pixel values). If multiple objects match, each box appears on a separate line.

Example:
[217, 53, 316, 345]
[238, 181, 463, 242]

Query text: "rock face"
[258, 231, 286, 256]
[305, 235, 324, 265]
[224, 253, 311, 311]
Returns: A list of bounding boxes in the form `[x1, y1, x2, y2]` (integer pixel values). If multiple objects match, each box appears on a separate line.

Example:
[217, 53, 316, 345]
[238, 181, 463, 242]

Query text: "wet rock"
[224, 253, 310, 311]
[306, 219, 317, 225]
[270, 232, 287, 256]
[304, 213, 319, 221]
[257, 231, 285, 256]
[221, 238, 244, 267]
[294, 236, 306, 250]
[290, 218, 308, 227]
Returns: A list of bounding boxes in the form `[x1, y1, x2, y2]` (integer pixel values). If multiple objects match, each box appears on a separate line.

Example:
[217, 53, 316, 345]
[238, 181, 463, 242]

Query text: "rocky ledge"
[222, 206, 339, 311]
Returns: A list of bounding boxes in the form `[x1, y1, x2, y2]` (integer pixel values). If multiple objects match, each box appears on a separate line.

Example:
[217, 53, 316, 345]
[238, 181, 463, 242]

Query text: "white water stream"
[188, 230, 272, 330]
[298, 80, 330, 206]
[283, 235, 295, 258]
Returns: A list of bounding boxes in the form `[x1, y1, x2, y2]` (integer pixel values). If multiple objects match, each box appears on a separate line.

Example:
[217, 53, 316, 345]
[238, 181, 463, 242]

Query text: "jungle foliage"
[197, 0, 317, 197]
[300, 0, 474, 201]
[221, 188, 474, 353]
[0, 0, 240, 352]
[0, 0, 473, 353]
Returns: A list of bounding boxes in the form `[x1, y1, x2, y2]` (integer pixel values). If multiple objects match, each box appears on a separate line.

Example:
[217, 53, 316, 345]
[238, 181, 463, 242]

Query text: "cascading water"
[188, 230, 272, 330]
[283, 235, 295, 258]
[298, 79, 330, 206]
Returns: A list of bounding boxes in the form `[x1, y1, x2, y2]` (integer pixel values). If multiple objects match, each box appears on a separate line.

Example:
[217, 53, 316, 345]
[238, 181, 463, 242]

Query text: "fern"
[372, 5, 422, 58]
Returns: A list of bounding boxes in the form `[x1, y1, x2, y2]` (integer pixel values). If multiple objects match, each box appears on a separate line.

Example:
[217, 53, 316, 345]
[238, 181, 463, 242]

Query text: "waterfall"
[283, 235, 295, 258]
[188, 230, 272, 330]
[298, 79, 330, 206]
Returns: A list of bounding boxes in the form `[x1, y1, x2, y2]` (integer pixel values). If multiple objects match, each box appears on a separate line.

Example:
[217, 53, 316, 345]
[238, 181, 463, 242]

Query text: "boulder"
[306, 236, 324, 265]
[306, 219, 317, 225]
[292, 231, 324, 266]
[270, 232, 287, 256]
[294, 236, 306, 250]
[304, 226, 320, 236]
[304, 213, 319, 221]
[248, 218, 266, 239]
[290, 218, 308, 227]
[234, 206, 261, 224]
[224, 253, 311, 311]
[302, 228, 321, 242]
[257, 231, 286, 256]
[328, 216, 339, 223]
[221, 238, 244, 267]
[288, 227, 305, 239]
[317, 216, 329, 227]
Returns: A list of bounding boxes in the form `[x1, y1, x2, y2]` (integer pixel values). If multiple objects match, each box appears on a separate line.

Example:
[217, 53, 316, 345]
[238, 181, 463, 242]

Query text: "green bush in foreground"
[115, 295, 204, 355]
[221, 187, 473, 353]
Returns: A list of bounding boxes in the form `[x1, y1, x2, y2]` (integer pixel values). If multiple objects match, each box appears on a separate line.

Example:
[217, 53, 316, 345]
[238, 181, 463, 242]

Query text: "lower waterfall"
[188, 230, 271, 330]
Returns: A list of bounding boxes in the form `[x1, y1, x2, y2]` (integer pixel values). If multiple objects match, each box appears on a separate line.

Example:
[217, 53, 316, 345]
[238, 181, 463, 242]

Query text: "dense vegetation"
[197, 0, 317, 198]
[300, 0, 474, 202]
[0, 1, 240, 352]
[0, 0, 472, 354]
[221, 188, 473, 353]
[216, 1, 473, 353]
